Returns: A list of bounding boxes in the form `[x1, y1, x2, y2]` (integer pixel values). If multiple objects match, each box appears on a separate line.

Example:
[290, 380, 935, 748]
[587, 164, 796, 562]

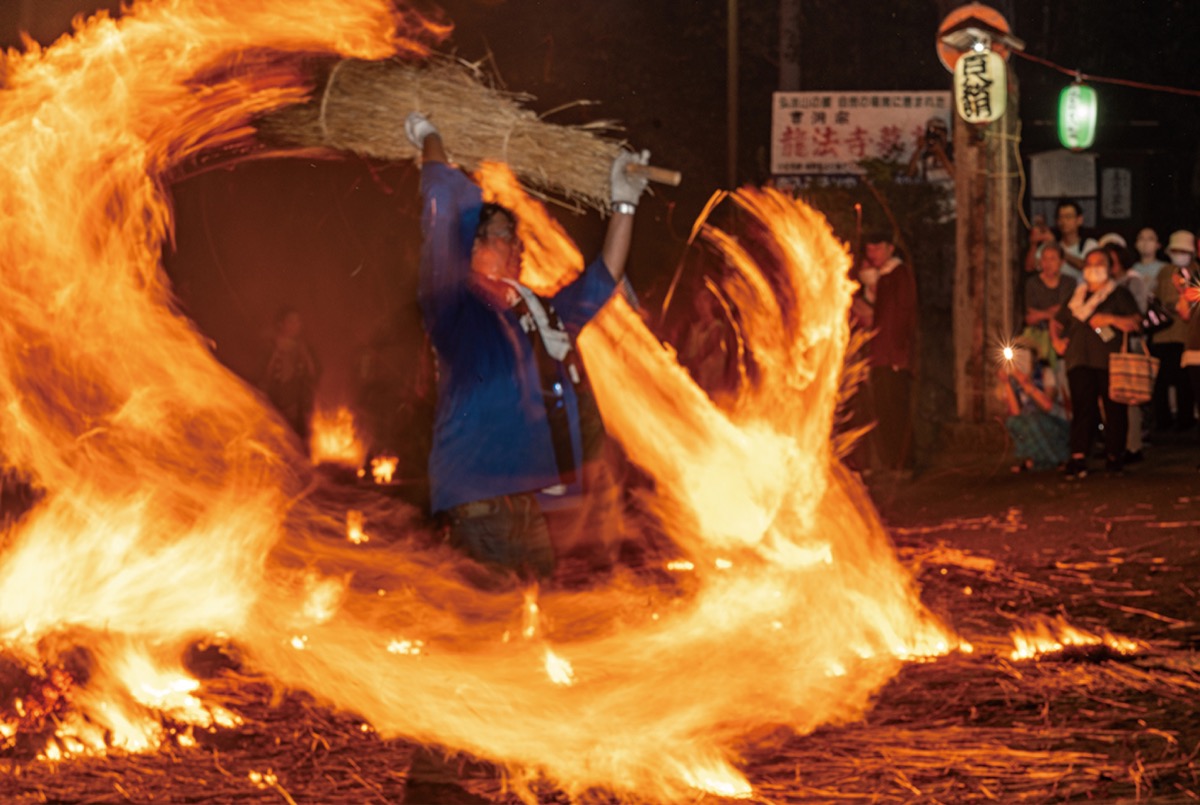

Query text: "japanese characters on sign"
[953, 50, 1007, 124]
[771, 91, 952, 176]
[1101, 168, 1131, 220]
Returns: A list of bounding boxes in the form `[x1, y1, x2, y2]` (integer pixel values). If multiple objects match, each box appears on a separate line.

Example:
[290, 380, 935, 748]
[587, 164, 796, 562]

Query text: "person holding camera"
[906, 116, 953, 181]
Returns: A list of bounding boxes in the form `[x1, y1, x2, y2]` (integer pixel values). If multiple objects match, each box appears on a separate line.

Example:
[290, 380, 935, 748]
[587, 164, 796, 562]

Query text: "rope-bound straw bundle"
[257, 57, 625, 212]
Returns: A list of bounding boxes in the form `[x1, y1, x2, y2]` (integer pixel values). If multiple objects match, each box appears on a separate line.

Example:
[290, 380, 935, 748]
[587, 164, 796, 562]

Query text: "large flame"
[0, 1, 955, 800]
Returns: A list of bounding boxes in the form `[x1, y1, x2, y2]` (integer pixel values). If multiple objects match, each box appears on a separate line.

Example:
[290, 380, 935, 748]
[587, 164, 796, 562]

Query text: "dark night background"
[3, 0, 1199, 460]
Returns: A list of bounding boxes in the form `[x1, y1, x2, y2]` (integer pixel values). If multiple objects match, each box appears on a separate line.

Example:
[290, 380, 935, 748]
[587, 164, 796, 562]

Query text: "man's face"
[472, 212, 521, 280]
[864, 241, 894, 268]
[1135, 228, 1159, 259]
[1056, 206, 1081, 237]
[1040, 248, 1063, 278]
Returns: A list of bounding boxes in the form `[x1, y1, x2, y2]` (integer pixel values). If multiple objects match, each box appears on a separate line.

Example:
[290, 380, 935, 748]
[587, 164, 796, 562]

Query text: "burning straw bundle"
[258, 57, 626, 212]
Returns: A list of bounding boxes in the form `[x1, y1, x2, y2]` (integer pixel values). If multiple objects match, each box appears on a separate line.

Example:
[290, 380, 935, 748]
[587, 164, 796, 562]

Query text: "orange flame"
[309, 406, 367, 468]
[1009, 616, 1139, 661]
[0, 1, 957, 801]
[369, 454, 398, 484]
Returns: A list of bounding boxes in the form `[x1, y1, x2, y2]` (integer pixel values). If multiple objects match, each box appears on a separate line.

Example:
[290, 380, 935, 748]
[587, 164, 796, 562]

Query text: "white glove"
[404, 112, 439, 149]
[610, 148, 650, 209]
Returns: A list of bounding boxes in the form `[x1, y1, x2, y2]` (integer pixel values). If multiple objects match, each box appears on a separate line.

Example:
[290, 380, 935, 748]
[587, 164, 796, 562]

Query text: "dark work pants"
[1150, 342, 1194, 430]
[870, 366, 913, 470]
[542, 458, 623, 582]
[447, 493, 554, 581]
[1067, 365, 1126, 462]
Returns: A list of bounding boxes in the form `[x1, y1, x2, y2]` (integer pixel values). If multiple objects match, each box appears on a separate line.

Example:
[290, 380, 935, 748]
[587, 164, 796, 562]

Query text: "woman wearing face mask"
[1052, 248, 1143, 479]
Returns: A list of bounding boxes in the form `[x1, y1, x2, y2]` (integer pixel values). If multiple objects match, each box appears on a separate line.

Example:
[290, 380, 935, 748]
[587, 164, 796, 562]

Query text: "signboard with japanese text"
[1101, 168, 1132, 220]
[771, 91, 952, 176]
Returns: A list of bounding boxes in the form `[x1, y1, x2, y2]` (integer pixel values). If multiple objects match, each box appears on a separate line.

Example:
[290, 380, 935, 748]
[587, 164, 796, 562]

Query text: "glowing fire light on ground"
[0, 0, 963, 800]
[346, 508, 368, 544]
[1009, 616, 1140, 661]
[309, 406, 367, 468]
[369, 454, 398, 484]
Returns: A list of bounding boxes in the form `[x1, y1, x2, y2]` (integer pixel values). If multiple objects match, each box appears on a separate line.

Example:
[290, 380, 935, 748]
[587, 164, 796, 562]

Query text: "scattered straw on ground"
[2, 530, 1199, 803]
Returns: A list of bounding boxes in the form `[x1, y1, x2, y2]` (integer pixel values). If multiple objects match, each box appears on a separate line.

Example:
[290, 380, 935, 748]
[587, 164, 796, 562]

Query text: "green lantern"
[1058, 83, 1097, 150]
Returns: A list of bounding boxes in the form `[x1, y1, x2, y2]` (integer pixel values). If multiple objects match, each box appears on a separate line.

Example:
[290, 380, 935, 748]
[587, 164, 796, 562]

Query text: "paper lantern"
[1058, 83, 1098, 150]
[953, 49, 1006, 123]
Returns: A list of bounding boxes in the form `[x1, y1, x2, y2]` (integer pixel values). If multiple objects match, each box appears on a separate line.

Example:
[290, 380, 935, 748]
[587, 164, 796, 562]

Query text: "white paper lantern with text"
[953, 49, 1006, 124]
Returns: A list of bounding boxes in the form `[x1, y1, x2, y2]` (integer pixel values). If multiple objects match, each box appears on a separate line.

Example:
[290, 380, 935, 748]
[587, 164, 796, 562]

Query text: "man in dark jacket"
[860, 232, 918, 474]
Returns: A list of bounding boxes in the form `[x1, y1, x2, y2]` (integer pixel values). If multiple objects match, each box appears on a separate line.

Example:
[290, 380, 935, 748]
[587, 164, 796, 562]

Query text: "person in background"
[405, 111, 648, 582]
[1105, 239, 1148, 312]
[1052, 249, 1142, 480]
[1151, 231, 1197, 434]
[862, 231, 917, 478]
[1025, 200, 1098, 282]
[1175, 273, 1200, 467]
[998, 345, 1069, 473]
[1022, 241, 1075, 400]
[259, 306, 320, 450]
[846, 263, 880, 475]
[906, 116, 954, 181]
[1131, 227, 1168, 287]
[680, 289, 734, 403]
[1105, 240, 1149, 462]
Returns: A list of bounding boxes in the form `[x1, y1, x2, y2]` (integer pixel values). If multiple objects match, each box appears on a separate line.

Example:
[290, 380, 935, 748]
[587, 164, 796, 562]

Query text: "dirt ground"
[875, 432, 1200, 577]
[799, 433, 1200, 804]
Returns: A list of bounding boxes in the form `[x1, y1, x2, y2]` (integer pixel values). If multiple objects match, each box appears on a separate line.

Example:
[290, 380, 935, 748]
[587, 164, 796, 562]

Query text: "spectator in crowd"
[1151, 231, 1197, 434]
[1131, 227, 1168, 287]
[1105, 240, 1149, 462]
[862, 231, 918, 477]
[1106, 239, 1149, 312]
[1022, 241, 1075, 397]
[906, 116, 954, 181]
[998, 345, 1069, 473]
[1025, 200, 1098, 282]
[1176, 272, 1200, 459]
[680, 289, 735, 405]
[1052, 248, 1141, 479]
[259, 306, 320, 449]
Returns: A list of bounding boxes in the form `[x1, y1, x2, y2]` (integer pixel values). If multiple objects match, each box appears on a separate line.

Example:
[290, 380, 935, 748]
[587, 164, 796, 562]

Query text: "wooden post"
[727, 0, 739, 189]
[953, 64, 1020, 422]
[953, 118, 984, 421]
[779, 0, 801, 92]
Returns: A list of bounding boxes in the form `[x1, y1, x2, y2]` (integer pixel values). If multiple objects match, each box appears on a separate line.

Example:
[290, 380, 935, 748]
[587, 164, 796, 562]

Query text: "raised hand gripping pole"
[626, 162, 682, 187]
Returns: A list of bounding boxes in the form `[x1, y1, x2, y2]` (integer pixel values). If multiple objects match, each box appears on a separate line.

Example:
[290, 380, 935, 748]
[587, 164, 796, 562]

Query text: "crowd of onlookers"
[1003, 200, 1200, 479]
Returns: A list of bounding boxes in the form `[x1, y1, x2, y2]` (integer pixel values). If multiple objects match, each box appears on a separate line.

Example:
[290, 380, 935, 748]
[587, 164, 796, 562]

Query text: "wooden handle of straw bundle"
[626, 163, 682, 187]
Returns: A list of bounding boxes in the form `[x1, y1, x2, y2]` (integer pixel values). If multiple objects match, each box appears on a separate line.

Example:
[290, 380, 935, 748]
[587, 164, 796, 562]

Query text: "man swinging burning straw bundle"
[264, 57, 679, 582]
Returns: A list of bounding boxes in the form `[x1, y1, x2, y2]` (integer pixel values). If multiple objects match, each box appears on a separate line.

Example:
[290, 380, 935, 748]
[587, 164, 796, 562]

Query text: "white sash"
[500, 279, 572, 362]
